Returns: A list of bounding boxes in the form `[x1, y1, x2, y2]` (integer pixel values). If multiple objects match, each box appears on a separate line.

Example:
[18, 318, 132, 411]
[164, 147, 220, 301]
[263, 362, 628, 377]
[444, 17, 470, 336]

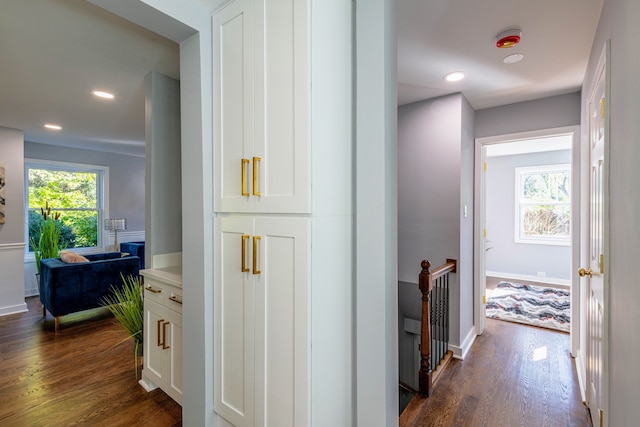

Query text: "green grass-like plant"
[101, 273, 144, 376]
[30, 203, 63, 275]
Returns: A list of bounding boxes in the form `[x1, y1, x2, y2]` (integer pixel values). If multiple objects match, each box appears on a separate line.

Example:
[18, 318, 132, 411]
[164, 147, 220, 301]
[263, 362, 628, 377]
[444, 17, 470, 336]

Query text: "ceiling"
[398, 0, 604, 108]
[0, 0, 604, 156]
[0, 0, 179, 157]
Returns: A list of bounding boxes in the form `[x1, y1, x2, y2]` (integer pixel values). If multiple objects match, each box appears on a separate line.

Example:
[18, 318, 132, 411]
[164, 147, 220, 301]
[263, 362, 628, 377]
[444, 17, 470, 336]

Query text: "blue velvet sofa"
[119, 241, 145, 270]
[39, 252, 140, 332]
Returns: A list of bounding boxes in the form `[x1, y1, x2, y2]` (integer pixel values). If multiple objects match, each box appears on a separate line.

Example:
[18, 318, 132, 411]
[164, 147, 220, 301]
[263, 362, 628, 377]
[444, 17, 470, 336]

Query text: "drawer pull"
[253, 157, 262, 196]
[169, 296, 183, 305]
[242, 158, 250, 196]
[146, 286, 162, 294]
[253, 235, 262, 275]
[241, 235, 250, 272]
[162, 321, 170, 349]
[157, 319, 165, 347]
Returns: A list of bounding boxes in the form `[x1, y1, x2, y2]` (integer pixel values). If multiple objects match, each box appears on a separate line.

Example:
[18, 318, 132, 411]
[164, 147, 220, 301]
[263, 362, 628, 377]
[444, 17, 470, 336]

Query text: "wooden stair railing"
[418, 258, 456, 396]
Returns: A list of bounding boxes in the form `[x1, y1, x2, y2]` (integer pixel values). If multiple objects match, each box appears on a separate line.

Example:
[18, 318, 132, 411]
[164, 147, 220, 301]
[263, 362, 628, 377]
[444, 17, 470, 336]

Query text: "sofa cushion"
[60, 250, 90, 263]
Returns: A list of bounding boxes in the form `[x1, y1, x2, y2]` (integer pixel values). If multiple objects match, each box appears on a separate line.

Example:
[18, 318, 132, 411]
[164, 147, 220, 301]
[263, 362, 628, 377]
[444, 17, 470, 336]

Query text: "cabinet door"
[253, 217, 309, 427]
[165, 307, 183, 405]
[254, 0, 309, 213]
[144, 299, 168, 388]
[214, 0, 256, 213]
[214, 216, 255, 427]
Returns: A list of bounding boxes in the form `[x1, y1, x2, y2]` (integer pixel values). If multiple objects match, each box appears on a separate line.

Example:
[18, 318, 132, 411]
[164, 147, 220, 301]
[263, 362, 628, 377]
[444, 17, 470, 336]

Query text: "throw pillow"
[60, 250, 90, 263]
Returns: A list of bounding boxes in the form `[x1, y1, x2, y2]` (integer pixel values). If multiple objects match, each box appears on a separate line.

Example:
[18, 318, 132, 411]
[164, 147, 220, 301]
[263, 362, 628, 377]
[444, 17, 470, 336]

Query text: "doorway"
[474, 126, 581, 350]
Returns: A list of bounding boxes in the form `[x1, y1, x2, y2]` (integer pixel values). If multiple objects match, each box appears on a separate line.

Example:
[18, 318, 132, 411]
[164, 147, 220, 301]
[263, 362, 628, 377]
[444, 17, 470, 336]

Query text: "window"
[26, 160, 108, 254]
[515, 164, 570, 245]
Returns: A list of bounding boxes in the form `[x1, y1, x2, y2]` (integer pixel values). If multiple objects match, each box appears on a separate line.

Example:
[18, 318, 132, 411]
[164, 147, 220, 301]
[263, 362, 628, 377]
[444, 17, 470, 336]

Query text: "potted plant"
[101, 273, 144, 377]
[30, 202, 62, 280]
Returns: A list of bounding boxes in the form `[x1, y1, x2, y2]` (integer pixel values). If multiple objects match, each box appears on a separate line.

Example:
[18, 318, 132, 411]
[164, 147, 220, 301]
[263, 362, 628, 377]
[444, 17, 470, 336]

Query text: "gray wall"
[0, 127, 26, 315]
[145, 71, 182, 262]
[476, 92, 581, 138]
[25, 141, 145, 232]
[398, 93, 475, 361]
[0, 128, 25, 244]
[584, 0, 640, 424]
[486, 150, 572, 281]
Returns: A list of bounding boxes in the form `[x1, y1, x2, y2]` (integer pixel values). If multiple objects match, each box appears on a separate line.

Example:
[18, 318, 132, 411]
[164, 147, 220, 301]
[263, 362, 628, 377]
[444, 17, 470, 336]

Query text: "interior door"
[582, 41, 608, 427]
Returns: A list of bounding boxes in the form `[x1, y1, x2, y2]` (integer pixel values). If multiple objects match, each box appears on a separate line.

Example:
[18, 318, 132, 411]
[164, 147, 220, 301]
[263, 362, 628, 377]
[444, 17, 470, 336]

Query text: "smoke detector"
[495, 28, 522, 48]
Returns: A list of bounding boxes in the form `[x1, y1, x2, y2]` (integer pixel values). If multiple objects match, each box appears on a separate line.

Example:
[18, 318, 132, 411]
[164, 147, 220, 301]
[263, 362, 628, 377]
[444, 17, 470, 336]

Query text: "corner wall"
[0, 126, 27, 316]
[398, 93, 475, 358]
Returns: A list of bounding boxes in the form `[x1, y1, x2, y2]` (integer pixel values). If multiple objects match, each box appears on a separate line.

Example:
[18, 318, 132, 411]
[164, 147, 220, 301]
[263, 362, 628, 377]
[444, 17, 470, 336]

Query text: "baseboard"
[486, 270, 570, 287]
[138, 377, 158, 392]
[574, 349, 587, 404]
[0, 302, 28, 317]
[449, 327, 477, 360]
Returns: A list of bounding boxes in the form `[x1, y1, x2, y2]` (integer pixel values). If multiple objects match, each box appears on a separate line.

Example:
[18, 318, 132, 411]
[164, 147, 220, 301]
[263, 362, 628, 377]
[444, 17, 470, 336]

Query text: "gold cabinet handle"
[169, 296, 183, 305]
[253, 235, 261, 275]
[146, 286, 162, 294]
[241, 235, 250, 272]
[253, 157, 261, 196]
[162, 321, 170, 349]
[157, 319, 165, 347]
[241, 158, 250, 196]
[578, 267, 593, 278]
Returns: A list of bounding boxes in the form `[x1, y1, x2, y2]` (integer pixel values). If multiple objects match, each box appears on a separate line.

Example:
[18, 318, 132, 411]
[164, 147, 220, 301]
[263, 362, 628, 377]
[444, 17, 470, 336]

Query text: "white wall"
[0, 126, 27, 316]
[356, 0, 398, 425]
[583, 0, 640, 425]
[486, 149, 572, 281]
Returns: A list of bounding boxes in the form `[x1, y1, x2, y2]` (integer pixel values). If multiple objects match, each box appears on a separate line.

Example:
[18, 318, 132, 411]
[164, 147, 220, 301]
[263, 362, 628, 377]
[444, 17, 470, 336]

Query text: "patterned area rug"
[486, 281, 570, 332]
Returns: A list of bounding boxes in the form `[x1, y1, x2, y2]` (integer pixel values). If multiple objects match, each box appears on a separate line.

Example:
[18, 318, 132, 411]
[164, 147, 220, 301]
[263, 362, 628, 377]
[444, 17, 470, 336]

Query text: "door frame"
[473, 126, 581, 354]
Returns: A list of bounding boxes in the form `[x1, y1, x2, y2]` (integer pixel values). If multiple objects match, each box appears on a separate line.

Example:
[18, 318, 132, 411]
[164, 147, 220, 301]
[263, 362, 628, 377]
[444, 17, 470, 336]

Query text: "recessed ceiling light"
[92, 90, 115, 99]
[44, 124, 62, 130]
[503, 53, 524, 64]
[444, 71, 465, 82]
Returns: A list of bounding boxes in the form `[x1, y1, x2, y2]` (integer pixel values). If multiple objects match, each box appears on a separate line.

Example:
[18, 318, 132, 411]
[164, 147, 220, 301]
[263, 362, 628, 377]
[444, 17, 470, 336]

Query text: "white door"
[582, 42, 608, 427]
[253, 217, 309, 427]
[215, 216, 255, 427]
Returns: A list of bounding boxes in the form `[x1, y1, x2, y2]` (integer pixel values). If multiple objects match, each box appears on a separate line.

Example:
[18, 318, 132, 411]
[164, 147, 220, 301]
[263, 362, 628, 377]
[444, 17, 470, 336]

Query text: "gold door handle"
[253, 235, 261, 275]
[157, 319, 165, 347]
[241, 235, 250, 272]
[578, 267, 593, 278]
[162, 321, 170, 350]
[146, 286, 162, 294]
[241, 158, 250, 196]
[253, 157, 261, 196]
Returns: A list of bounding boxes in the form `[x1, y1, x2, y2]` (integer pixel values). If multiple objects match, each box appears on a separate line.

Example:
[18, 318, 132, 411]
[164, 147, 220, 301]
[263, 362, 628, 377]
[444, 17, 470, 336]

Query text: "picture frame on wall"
[0, 162, 5, 224]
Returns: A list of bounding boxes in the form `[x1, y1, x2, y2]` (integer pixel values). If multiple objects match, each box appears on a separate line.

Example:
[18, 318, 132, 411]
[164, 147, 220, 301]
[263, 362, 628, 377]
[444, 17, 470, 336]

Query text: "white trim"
[24, 158, 110, 253]
[475, 125, 579, 342]
[574, 349, 588, 403]
[0, 303, 28, 317]
[0, 242, 26, 251]
[486, 270, 571, 287]
[449, 327, 477, 360]
[514, 163, 571, 246]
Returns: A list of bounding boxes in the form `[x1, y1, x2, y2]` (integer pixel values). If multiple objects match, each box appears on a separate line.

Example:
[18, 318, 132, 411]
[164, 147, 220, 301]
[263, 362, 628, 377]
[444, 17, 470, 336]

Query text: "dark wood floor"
[0, 296, 182, 426]
[400, 318, 592, 427]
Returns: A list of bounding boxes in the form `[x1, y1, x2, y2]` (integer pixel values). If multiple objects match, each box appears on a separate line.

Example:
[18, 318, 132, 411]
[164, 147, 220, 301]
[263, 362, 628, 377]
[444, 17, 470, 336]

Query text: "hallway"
[400, 319, 591, 426]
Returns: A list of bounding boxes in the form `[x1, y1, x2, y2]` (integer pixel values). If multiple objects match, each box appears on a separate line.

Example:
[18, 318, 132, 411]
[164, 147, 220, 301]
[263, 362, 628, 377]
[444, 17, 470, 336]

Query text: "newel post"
[418, 259, 433, 396]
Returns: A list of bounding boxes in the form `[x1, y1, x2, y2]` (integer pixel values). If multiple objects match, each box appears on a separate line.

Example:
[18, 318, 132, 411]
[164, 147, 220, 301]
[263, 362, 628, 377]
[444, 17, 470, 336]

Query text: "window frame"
[514, 163, 571, 246]
[24, 158, 109, 257]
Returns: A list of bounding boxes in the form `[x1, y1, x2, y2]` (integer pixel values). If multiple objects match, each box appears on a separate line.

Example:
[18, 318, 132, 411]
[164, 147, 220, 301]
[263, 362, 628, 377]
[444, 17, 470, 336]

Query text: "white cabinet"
[213, 0, 353, 426]
[214, 216, 309, 427]
[139, 263, 183, 405]
[213, 0, 309, 214]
